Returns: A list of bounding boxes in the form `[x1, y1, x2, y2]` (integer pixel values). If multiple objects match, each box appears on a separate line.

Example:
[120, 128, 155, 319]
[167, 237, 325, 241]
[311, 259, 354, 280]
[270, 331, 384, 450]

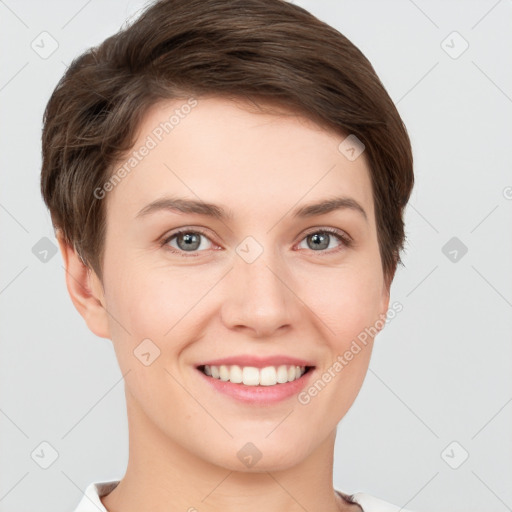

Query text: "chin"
[206, 440, 311, 473]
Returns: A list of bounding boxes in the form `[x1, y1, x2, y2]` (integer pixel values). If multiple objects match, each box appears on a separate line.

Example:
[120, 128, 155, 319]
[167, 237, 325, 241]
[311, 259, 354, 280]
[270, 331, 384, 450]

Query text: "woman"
[41, 1, 415, 510]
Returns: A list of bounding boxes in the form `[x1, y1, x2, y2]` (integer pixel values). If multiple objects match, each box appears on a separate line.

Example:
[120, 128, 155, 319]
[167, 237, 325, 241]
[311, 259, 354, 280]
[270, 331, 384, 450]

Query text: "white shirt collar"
[72, 480, 416, 512]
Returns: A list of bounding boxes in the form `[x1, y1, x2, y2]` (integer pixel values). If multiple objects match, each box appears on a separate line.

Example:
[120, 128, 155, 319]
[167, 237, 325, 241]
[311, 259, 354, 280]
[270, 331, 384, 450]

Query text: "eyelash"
[160, 227, 353, 258]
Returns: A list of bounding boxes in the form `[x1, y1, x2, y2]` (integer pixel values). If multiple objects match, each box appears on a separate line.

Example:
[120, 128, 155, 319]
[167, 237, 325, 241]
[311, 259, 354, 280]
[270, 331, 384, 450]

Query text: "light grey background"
[0, 1, 511, 511]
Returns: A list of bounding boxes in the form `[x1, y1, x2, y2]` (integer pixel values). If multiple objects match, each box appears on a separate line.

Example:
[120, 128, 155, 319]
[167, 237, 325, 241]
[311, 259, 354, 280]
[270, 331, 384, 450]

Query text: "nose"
[220, 247, 301, 339]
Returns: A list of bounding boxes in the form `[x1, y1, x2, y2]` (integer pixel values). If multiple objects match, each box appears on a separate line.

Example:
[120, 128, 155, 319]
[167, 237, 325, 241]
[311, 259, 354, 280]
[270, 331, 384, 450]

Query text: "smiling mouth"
[197, 364, 314, 386]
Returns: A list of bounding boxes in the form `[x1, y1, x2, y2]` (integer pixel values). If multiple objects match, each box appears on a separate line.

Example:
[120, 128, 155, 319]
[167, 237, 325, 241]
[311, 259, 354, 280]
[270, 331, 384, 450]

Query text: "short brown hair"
[41, 0, 413, 288]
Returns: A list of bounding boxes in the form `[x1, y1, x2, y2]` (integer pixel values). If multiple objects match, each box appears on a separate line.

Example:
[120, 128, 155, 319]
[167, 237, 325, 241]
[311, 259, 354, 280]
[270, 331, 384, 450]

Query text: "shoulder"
[72, 480, 120, 512]
[337, 489, 419, 512]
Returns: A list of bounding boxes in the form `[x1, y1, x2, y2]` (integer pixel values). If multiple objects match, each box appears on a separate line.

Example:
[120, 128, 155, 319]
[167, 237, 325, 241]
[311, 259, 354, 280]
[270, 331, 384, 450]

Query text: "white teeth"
[229, 365, 243, 383]
[219, 365, 229, 381]
[260, 366, 276, 386]
[243, 366, 260, 386]
[276, 365, 289, 383]
[201, 364, 308, 385]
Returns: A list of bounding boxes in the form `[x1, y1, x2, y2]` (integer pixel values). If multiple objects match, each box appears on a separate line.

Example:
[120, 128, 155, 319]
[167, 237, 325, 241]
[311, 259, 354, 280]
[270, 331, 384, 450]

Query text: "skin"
[58, 96, 391, 512]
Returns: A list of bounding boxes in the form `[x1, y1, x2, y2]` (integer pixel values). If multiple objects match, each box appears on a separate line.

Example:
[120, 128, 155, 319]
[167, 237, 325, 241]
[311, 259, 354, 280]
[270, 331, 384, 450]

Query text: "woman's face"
[93, 96, 390, 471]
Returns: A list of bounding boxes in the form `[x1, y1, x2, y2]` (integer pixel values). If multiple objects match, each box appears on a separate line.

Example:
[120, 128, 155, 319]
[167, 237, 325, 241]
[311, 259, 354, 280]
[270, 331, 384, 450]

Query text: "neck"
[101, 389, 357, 512]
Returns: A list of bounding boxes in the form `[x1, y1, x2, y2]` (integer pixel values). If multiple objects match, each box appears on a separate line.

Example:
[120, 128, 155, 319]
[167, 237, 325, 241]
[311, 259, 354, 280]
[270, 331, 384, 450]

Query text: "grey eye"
[298, 231, 344, 252]
[167, 231, 212, 252]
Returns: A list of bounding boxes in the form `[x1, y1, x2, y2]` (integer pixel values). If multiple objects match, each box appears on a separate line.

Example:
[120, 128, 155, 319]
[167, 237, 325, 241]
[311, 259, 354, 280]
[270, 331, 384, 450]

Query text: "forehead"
[105, 95, 375, 225]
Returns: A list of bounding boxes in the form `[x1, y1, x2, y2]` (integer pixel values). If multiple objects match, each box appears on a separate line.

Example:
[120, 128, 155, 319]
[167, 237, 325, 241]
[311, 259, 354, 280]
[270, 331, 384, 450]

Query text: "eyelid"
[298, 226, 353, 254]
[301, 225, 351, 242]
[160, 225, 353, 256]
[160, 226, 218, 255]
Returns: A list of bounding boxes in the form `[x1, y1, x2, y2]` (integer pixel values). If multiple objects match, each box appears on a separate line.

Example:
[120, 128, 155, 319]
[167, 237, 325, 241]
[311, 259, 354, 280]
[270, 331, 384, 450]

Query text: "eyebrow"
[135, 195, 368, 223]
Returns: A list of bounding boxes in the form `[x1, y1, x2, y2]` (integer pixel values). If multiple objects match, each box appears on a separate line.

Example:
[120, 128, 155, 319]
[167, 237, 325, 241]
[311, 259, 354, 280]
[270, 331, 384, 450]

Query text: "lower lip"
[196, 367, 315, 404]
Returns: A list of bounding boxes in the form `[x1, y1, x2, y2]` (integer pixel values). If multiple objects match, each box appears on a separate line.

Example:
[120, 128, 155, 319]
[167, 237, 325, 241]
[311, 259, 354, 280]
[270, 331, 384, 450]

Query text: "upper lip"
[196, 355, 315, 369]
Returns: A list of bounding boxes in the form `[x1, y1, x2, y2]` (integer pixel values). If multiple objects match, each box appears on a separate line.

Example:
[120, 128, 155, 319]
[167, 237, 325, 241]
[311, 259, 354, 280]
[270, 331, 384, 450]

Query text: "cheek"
[301, 264, 384, 342]
[102, 268, 190, 410]
[103, 263, 211, 376]
[104, 261, 185, 336]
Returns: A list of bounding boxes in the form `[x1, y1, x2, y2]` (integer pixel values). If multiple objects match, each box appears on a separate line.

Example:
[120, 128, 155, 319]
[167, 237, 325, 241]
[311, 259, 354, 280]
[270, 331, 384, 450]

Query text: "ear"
[56, 230, 111, 339]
